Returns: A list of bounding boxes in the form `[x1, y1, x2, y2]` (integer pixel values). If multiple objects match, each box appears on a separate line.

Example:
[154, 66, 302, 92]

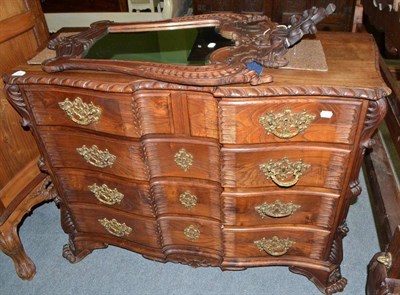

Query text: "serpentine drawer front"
[4, 12, 390, 295]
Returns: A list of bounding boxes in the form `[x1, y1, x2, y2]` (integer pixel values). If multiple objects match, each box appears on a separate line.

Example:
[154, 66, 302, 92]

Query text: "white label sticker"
[12, 70, 26, 77]
[320, 110, 333, 119]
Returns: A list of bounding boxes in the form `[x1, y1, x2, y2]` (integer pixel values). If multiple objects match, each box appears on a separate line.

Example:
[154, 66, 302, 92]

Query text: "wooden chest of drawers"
[4, 12, 390, 294]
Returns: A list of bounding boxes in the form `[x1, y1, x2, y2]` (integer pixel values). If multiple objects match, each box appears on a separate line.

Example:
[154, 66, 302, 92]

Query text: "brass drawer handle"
[76, 145, 116, 168]
[174, 148, 193, 171]
[88, 183, 124, 205]
[184, 225, 200, 241]
[98, 218, 132, 237]
[259, 157, 310, 187]
[254, 236, 295, 257]
[255, 200, 301, 218]
[179, 191, 198, 209]
[259, 108, 316, 139]
[59, 97, 102, 125]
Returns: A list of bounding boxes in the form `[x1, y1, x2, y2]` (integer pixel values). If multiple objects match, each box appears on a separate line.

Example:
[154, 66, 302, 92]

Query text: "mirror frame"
[42, 7, 335, 86]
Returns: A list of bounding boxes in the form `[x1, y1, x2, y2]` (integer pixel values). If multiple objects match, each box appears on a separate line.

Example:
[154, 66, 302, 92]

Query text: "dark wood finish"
[193, 0, 273, 15]
[40, 0, 128, 12]
[362, 2, 400, 290]
[193, 0, 357, 31]
[364, 4, 400, 289]
[362, 0, 400, 58]
[367, 228, 400, 294]
[0, 0, 54, 280]
[4, 14, 390, 294]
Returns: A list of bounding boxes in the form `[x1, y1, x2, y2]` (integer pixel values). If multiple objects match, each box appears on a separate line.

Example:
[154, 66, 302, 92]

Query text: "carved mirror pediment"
[42, 5, 335, 86]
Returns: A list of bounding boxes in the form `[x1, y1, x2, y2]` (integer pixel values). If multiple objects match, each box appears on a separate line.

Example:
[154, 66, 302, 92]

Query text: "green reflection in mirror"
[84, 27, 233, 65]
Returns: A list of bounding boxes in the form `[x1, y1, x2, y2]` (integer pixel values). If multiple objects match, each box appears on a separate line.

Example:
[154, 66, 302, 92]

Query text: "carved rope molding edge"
[4, 75, 390, 101]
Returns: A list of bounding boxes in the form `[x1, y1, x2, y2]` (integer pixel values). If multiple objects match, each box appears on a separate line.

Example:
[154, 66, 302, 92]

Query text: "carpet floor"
[0, 171, 378, 295]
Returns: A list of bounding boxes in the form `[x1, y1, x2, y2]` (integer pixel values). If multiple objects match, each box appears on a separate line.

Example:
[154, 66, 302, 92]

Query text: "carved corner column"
[289, 97, 388, 294]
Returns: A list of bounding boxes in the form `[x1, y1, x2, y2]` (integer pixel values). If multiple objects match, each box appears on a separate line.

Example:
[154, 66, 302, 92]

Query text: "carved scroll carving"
[211, 4, 336, 68]
[361, 99, 388, 149]
[3, 82, 32, 128]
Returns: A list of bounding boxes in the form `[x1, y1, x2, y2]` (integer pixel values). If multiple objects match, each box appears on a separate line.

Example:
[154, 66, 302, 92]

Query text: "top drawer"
[23, 86, 140, 138]
[219, 97, 362, 145]
[135, 91, 218, 139]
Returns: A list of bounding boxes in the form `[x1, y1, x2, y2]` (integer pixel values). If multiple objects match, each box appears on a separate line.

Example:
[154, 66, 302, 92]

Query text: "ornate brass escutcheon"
[255, 200, 301, 218]
[88, 183, 124, 205]
[179, 191, 198, 209]
[254, 236, 295, 256]
[259, 157, 310, 187]
[58, 97, 102, 125]
[76, 145, 116, 168]
[174, 148, 193, 171]
[184, 225, 200, 241]
[377, 252, 392, 269]
[98, 218, 132, 237]
[259, 108, 316, 139]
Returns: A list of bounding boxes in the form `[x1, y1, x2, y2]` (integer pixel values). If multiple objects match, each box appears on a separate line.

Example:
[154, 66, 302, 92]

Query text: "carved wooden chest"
[4, 12, 390, 294]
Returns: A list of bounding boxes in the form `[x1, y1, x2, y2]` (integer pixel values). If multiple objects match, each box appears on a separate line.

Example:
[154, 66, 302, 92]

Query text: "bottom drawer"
[158, 216, 222, 251]
[223, 226, 330, 260]
[69, 203, 160, 249]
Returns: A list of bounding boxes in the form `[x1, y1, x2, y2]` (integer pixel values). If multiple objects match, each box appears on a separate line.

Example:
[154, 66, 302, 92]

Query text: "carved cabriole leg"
[0, 224, 36, 280]
[0, 176, 57, 280]
[289, 265, 347, 295]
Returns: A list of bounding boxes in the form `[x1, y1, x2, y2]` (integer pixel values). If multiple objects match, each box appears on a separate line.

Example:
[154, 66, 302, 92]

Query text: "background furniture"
[4, 13, 389, 293]
[0, 0, 56, 280]
[127, 0, 161, 12]
[40, 0, 129, 12]
[361, 1, 400, 294]
[193, 0, 357, 31]
[41, 0, 191, 32]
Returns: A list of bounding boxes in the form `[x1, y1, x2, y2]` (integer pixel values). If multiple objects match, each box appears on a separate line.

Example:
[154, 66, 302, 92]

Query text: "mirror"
[84, 27, 233, 65]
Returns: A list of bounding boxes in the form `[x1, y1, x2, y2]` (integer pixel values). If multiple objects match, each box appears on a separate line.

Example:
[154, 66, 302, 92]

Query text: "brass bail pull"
[59, 97, 102, 125]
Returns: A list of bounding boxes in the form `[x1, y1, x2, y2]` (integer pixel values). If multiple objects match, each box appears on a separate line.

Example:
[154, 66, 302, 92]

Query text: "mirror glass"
[84, 27, 233, 65]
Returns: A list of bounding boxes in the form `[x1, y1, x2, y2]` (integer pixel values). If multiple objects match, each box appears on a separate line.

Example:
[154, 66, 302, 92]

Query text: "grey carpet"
[0, 171, 378, 295]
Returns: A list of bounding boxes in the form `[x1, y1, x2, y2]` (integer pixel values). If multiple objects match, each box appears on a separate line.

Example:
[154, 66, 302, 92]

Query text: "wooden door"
[0, 0, 49, 208]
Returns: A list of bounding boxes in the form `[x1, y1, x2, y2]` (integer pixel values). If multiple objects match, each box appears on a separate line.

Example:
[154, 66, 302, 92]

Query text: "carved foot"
[0, 227, 36, 280]
[289, 265, 347, 294]
[62, 243, 80, 263]
[62, 237, 107, 263]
